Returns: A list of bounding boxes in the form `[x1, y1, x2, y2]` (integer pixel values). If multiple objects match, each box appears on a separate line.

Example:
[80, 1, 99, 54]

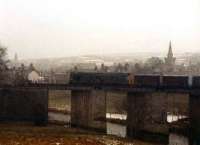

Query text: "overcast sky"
[0, 0, 199, 59]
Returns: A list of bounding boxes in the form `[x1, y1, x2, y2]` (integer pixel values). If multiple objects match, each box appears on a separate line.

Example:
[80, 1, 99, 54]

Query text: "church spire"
[165, 41, 176, 68]
[167, 41, 173, 58]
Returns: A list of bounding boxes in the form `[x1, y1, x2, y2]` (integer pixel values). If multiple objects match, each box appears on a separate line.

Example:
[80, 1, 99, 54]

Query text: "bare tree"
[0, 44, 8, 70]
[0, 43, 9, 84]
[144, 57, 164, 73]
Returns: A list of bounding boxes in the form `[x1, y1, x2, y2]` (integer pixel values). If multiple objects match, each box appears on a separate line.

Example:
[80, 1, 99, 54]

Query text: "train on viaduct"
[70, 72, 200, 88]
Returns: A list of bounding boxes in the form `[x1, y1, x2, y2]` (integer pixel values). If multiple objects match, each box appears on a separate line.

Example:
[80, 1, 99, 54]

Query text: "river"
[48, 112, 127, 137]
[48, 112, 189, 145]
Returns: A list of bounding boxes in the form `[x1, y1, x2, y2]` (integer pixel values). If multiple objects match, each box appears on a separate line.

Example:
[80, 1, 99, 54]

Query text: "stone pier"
[189, 92, 200, 145]
[0, 88, 48, 125]
[127, 92, 169, 143]
[71, 89, 106, 132]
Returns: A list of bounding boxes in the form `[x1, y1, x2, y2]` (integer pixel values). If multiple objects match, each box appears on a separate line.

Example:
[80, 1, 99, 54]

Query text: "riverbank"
[0, 122, 163, 145]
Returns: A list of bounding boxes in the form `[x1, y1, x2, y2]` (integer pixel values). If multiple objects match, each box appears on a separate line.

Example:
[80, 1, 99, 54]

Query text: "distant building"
[100, 63, 108, 72]
[164, 41, 176, 72]
[28, 70, 44, 83]
[14, 53, 18, 62]
[165, 41, 176, 66]
[27, 63, 44, 83]
[43, 69, 71, 84]
[72, 63, 97, 72]
[12, 53, 20, 67]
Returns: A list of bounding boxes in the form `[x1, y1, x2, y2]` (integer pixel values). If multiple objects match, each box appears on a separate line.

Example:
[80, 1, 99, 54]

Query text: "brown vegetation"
[0, 123, 162, 145]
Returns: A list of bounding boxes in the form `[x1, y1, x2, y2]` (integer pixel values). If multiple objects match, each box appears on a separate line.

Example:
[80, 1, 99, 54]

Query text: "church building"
[164, 41, 176, 72]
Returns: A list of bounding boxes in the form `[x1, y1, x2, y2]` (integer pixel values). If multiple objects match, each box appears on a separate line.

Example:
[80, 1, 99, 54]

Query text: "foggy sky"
[0, 0, 200, 59]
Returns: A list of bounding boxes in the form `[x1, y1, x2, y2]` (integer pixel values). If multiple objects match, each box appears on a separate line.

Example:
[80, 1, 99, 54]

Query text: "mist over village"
[5, 41, 200, 84]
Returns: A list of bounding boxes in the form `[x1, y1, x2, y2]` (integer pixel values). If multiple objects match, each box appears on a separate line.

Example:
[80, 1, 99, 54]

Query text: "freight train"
[70, 72, 200, 88]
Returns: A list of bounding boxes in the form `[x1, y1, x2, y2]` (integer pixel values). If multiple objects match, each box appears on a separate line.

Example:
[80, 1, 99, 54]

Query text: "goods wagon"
[191, 76, 200, 88]
[162, 75, 189, 88]
[134, 75, 160, 88]
[70, 72, 129, 86]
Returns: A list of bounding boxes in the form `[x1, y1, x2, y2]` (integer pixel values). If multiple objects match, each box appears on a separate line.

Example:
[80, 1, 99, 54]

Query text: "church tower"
[165, 41, 176, 66]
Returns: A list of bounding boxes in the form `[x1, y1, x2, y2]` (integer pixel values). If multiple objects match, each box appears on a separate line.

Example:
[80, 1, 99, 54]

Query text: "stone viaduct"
[0, 72, 200, 144]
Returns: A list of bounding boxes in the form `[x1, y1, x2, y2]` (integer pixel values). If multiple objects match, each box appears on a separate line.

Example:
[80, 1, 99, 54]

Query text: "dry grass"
[0, 122, 162, 145]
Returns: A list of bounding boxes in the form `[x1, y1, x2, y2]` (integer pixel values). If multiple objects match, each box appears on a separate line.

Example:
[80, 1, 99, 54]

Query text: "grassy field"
[0, 122, 163, 145]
